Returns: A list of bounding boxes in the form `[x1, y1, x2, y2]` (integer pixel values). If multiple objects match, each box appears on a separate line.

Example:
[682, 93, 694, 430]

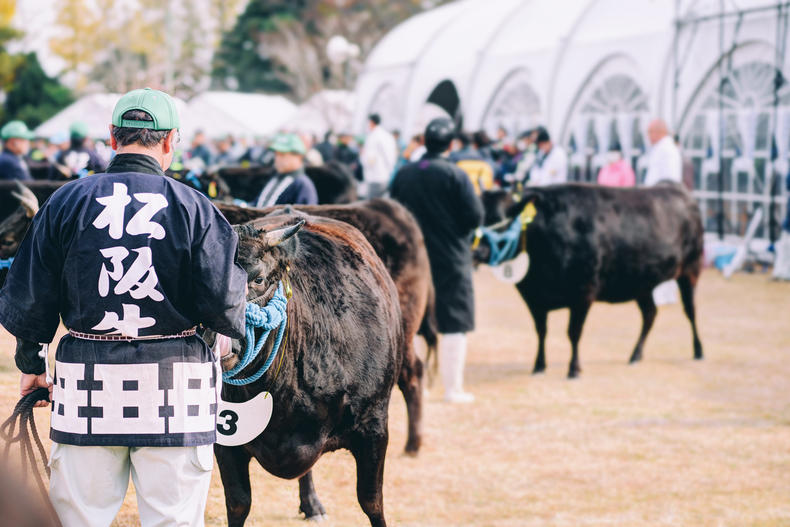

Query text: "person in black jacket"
[390, 118, 484, 403]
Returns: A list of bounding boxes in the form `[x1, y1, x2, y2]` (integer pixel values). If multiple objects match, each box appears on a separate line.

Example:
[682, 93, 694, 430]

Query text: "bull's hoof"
[306, 514, 329, 523]
[629, 352, 642, 364]
[404, 438, 421, 456]
[567, 367, 581, 379]
[694, 353, 704, 361]
[694, 344, 704, 360]
[299, 496, 327, 521]
[531, 364, 546, 375]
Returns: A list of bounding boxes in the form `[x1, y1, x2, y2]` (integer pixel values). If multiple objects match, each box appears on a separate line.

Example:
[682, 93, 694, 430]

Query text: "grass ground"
[1, 269, 788, 526]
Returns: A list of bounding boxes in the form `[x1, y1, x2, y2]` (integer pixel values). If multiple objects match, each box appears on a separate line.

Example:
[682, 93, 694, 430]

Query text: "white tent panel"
[186, 91, 297, 139]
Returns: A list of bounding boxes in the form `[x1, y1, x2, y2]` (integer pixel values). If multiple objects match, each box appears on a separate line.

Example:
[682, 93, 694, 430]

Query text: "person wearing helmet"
[0, 120, 35, 180]
[0, 88, 247, 526]
[253, 133, 318, 207]
[390, 118, 484, 403]
[55, 121, 107, 178]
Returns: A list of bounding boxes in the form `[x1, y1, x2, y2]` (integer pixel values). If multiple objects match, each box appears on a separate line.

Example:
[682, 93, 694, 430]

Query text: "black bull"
[476, 182, 704, 378]
[221, 215, 402, 527]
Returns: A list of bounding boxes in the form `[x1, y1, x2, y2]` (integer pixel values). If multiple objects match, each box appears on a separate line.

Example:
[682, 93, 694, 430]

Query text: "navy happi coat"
[0, 153, 247, 447]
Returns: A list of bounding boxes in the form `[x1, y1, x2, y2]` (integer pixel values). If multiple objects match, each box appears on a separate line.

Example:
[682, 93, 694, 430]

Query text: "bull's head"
[0, 182, 39, 259]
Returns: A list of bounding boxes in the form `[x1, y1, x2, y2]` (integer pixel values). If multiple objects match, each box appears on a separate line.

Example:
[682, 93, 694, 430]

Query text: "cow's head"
[472, 194, 540, 267]
[234, 217, 305, 304]
[0, 182, 39, 259]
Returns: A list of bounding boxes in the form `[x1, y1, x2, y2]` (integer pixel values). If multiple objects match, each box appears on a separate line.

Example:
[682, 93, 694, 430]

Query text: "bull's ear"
[264, 219, 305, 247]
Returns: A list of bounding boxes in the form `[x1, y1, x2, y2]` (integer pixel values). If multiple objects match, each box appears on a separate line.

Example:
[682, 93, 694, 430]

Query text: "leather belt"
[68, 327, 197, 342]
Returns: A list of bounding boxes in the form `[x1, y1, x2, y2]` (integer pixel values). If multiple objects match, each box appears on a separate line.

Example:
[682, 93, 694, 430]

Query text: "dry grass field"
[0, 269, 788, 526]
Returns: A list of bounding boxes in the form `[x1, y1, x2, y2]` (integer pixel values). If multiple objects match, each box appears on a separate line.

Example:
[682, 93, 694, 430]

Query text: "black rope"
[0, 388, 51, 499]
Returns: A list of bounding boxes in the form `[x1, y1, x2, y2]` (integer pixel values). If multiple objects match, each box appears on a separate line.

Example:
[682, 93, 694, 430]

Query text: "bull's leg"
[677, 274, 703, 360]
[525, 300, 548, 374]
[215, 444, 253, 527]
[629, 294, 657, 363]
[298, 470, 328, 521]
[567, 301, 591, 378]
[398, 343, 423, 455]
[350, 430, 389, 527]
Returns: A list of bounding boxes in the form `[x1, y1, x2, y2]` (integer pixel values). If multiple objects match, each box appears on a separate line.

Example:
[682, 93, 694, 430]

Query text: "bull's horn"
[11, 181, 39, 218]
[264, 219, 305, 247]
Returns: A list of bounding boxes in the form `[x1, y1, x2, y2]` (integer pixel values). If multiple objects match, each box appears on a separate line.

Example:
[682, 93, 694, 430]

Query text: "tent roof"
[185, 91, 297, 139]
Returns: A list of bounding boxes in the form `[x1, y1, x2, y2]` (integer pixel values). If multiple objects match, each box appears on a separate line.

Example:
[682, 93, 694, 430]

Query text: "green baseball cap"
[270, 133, 306, 155]
[1, 120, 34, 140]
[70, 121, 89, 139]
[112, 87, 180, 130]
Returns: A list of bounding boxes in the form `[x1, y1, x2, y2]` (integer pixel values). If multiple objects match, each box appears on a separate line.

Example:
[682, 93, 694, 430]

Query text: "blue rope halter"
[222, 282, 288, 386]
[0, 258, 14, 270]
[477, 217, 524, 267]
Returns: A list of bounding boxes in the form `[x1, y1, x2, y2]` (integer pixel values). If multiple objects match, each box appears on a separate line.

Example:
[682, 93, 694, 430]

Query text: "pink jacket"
[597, 160, 635, 187]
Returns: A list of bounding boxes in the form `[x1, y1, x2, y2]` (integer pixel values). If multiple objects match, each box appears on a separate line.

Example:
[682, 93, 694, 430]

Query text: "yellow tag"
[471, 228, 483, 250]
[519, 202, 537, 228]
[241, 161, 250, 168]
[208, 181, 218, 198]
[285, 267, 292, 298]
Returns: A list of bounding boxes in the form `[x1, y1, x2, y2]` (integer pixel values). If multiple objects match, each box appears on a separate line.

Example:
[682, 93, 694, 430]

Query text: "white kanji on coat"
[127, 193, 168, 240]
[98, 247, 163, 301]
[92, 303, 156, 337]
[93, 183, 168, 240]
[92, 183, 132, 240]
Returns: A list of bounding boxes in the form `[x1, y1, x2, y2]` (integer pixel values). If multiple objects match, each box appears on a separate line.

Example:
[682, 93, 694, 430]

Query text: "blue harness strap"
[0, 258, 14, 270]
[223, 282, 288, 386]
[478, 217, 524, 267]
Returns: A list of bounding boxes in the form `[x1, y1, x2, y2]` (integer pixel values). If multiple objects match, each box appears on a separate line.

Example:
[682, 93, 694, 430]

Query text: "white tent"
[284, 90, 355, 137]
[186, 91, 297, 139]
[35, 93, 189, 140]
[354, 0, 788, 243]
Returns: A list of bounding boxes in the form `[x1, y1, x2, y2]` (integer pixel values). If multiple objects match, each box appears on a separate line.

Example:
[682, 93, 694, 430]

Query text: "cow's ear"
[264, 219, 305, 247]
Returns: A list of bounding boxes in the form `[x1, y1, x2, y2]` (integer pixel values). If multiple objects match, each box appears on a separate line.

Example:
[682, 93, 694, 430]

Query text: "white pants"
[49, 442, 214, 527]
[652, 280, 678, 306]
[773, 231, 790, 280]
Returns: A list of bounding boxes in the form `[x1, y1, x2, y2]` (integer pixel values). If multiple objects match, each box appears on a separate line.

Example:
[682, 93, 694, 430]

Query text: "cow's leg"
[629, 293, 657, 363]
[215, 444, 253, 527]
[298, 470, 327, 521]
[567, 301, 591, 378]
[677, 274, 703, 360]
[350, 430, 389, 527]
[524, 297, 548, 374]
[398, 341, 423, 455]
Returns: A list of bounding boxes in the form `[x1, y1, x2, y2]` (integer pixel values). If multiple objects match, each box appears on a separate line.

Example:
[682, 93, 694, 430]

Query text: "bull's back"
[524, 184, 703, 304]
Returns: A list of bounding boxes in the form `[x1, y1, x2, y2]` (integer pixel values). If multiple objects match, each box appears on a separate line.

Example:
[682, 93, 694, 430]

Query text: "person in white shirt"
[644, 119, 682, 186]
[645, 118, 683, 305]
[360, 113, 397, 198]
[528, 128, 567, 186]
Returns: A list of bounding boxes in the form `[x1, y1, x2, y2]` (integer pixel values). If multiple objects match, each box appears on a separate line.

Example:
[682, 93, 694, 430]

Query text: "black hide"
[477, 182, 705, 378]
[217, 214, 402, 527]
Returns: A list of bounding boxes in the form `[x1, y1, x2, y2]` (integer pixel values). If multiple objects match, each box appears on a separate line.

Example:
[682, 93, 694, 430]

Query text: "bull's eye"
[254, 277, 264, 285]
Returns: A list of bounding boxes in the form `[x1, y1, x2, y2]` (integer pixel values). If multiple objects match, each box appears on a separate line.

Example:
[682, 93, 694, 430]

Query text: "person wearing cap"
[390, 118, 484, 404]
[253, 133, 318, 207]
[0, 120, 34, 180]
[527, 127, 568, 186]
[0, 87, 247, 526]
[55, 121, 107, 178]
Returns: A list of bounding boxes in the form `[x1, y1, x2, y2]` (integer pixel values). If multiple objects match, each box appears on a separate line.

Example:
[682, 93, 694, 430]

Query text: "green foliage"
[211, 0, 433, 97]
[211, 0, 296, 93]
[4, 53, 73, 127]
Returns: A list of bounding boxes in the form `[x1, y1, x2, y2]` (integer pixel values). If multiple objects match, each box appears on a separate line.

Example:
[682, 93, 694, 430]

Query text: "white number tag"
[491, 251, 529, 284]
[215, 391, 273, 446]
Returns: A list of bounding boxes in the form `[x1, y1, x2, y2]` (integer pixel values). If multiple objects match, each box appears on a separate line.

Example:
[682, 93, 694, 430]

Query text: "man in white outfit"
[528, 128, 568, 186]
[360, 113, 397, 198]
[645, 119, 683, 305]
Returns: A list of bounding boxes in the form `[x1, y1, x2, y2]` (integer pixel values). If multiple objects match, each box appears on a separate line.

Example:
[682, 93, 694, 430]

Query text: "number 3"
[217, 410, 239, 435]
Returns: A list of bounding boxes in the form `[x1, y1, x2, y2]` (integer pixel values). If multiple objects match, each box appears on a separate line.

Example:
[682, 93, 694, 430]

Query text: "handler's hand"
[20, 373, 52, 408]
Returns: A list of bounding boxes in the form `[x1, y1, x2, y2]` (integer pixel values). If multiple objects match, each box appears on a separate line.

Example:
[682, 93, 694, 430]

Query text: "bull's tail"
[417, 284, 439, 387]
